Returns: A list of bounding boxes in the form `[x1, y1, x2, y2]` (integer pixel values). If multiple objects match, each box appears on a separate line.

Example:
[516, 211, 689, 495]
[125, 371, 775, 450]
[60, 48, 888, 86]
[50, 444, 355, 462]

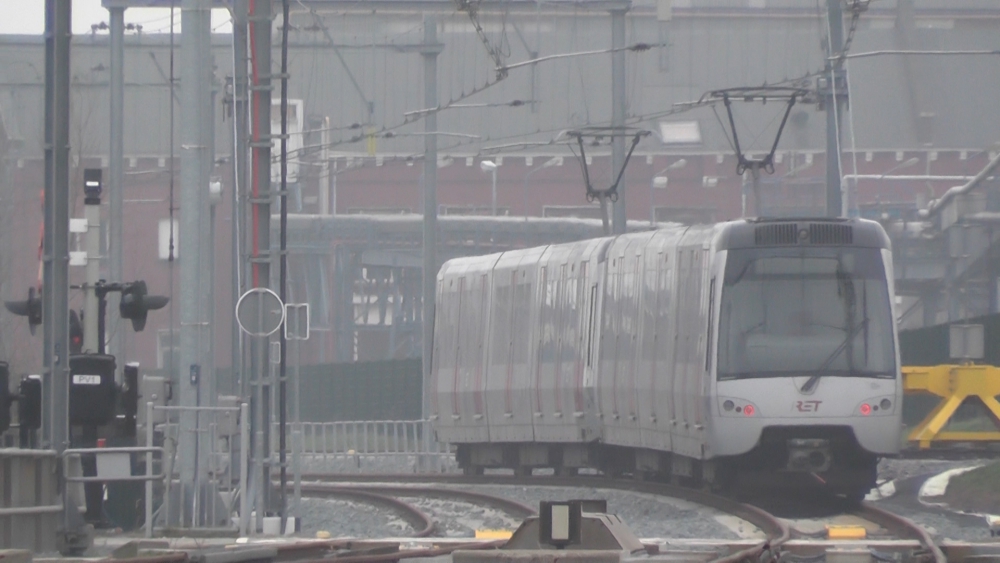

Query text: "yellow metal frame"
[903, 365, 1000, 448]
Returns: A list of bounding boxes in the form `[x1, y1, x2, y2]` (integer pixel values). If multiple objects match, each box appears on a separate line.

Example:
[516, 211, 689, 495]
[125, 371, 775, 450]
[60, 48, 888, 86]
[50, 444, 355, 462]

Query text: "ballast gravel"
[296, 497, 415, 538]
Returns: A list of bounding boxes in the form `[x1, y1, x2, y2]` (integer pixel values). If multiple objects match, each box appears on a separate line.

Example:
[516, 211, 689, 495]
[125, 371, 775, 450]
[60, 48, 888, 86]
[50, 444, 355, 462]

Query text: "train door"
[638, 246, 671, 452]
[431, 272, 461, 440]
[598, 248, 625, 445]
[616, 244, 643, 448]
[672, 246, 704, 459]
[533, 264, 556, 441]
[485, 266, 516, 441]
[458, 273, 490, 441]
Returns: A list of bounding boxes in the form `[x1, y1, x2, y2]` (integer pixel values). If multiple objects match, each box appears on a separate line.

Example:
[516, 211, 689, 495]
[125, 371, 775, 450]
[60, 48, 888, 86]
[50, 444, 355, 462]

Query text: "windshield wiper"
[801, 261, 857, 394]
[799, 317, 868, 392]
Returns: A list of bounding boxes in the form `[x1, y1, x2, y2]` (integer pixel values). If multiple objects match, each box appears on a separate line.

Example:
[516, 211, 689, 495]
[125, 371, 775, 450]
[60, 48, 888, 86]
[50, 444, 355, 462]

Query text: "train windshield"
[717, 247, 895, 381]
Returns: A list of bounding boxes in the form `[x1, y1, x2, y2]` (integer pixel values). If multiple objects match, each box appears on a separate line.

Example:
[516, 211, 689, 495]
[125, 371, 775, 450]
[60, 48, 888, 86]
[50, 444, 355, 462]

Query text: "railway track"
[297, 473, 946, 563]
[297, 473, 789, 563]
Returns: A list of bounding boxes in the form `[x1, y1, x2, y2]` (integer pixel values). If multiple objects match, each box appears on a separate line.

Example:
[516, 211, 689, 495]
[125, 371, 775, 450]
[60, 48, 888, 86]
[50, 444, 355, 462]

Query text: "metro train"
[429, 217, 902, 500]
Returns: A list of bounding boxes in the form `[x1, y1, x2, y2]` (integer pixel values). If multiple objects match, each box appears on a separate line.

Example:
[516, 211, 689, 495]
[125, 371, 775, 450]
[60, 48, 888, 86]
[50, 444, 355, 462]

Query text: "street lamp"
[523, 157, 561, 218]
[650, 159, 686, 226]
[874, 157, 920, 219]
[480, 160, 498, 216]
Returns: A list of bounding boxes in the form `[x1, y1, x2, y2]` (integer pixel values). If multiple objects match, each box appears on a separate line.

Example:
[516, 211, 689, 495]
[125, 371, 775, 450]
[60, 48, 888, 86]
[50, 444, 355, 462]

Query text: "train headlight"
[719, 397, 758, 417]
[856, 396, 895, 416]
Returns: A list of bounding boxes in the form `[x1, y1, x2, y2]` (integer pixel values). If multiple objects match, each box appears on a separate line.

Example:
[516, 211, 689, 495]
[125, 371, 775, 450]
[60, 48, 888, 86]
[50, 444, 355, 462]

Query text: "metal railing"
[276, 420, 451, 459]
[151, 402, 249, 537]
[0, 449, 61, 552]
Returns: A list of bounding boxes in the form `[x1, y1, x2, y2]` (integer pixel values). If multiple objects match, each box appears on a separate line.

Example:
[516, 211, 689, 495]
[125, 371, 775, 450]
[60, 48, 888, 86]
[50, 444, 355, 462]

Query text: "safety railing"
[150, 402, 250, 537]
[276, 420, 452, 460]
[61, 443, 163, 539]
[0, 449, 61, 552]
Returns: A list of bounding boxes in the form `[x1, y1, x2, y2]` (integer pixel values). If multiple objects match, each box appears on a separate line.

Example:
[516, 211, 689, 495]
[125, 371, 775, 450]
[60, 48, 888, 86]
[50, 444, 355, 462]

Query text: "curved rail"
[859, 502, 946, 563]
[300, 485, 435, 537]
[305, 483, 537, 519]
[296, 540, 506, 563]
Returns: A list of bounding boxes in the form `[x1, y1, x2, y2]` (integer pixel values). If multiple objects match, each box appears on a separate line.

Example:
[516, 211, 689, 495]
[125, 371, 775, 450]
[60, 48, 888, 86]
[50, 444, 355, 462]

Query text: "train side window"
[705, 277, 715, 372]
[586, 284, 598, 367]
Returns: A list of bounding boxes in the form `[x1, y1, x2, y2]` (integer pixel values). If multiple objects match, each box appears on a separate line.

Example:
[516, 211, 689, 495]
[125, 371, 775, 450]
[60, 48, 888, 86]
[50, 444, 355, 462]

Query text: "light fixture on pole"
[649, 158, 686, 226]
[523, 157, 560, 218]
[874, 157, 920, 219]
[480, 160, 498, 216]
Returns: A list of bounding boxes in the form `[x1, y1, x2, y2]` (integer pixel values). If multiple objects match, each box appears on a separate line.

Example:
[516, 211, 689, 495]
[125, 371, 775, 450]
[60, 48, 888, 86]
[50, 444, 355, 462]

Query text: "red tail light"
[860, 403, 871, 416]
[743, 404, 755, 417]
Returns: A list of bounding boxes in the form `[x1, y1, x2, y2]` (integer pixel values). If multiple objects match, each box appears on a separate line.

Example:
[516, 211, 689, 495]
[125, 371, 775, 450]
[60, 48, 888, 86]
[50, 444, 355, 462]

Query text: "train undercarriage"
[454, 430, 879, 502]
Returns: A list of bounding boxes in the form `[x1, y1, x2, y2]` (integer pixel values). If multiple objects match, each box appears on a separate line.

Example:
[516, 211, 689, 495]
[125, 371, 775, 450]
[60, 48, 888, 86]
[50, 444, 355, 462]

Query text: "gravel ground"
[296, 497, 415, 538]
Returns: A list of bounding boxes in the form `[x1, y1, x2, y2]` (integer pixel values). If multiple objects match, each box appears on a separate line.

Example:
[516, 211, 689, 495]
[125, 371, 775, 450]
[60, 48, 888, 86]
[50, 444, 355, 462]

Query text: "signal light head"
[5, 287, 43, 335]
[119, 280, 169, 332]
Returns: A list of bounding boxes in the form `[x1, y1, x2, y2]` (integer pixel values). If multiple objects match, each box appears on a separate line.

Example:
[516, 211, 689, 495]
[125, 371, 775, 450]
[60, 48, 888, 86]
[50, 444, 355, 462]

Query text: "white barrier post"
[240, 402, 250, 537]
[145, 401, 154, 538]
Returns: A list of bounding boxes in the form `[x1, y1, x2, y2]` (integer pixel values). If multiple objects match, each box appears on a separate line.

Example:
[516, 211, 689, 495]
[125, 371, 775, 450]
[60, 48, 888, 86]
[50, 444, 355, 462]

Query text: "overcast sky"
[3, 1, 232, 35]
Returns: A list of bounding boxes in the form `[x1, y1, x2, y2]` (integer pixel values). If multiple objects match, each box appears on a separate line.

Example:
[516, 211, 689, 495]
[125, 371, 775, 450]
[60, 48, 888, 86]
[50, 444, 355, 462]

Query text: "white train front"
[430, 218, 902, 499]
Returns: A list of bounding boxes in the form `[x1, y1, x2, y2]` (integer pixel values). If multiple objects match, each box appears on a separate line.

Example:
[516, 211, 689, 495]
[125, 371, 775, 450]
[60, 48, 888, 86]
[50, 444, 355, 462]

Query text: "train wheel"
[463, 466, 484, 476]
[514, 466, 532, 477]
[556, 466, 578, 477]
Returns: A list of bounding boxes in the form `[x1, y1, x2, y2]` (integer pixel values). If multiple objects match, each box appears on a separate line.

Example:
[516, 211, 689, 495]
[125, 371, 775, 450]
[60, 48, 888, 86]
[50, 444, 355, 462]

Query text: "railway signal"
[5, 287, 42, 335]
[118, 280, 169, 332]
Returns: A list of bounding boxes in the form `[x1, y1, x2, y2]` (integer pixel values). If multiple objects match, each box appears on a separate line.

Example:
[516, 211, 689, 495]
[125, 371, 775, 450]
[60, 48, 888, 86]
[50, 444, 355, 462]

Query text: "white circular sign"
[236, 288, 285, 337]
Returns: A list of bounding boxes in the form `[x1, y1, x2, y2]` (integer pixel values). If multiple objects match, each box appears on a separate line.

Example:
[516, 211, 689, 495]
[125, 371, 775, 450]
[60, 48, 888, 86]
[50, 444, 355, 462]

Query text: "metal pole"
[45, 0, 73, 538]
[83, 189, 100, 353]
[825, 0, 846, 218]
[420, 16, 441, 464]
[42, 0, 54, 450]
[109, 6, 125, 370]
[248, 0, 273, 528]
[239, 401, 250, 536]
[292, 338, 301, 511]
[278, 0, 290, 532]
[179, 0, 212, 525]
[491, 169, 497, 217]
[232, 1, 249, 400]
[610, 7, 627, 235]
